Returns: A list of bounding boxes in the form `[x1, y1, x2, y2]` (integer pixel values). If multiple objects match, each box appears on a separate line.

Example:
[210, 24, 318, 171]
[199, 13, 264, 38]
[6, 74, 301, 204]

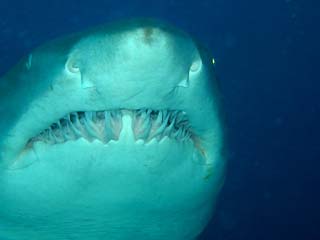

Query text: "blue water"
[0, 0, 319, 239]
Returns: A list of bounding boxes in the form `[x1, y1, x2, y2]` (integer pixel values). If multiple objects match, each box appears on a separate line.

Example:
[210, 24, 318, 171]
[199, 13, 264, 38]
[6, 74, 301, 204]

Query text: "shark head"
[0, 19, 225, 240]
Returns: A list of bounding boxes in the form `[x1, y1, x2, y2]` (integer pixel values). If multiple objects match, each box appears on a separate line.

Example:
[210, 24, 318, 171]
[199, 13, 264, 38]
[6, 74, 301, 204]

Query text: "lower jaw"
[2, 136, 213, 240]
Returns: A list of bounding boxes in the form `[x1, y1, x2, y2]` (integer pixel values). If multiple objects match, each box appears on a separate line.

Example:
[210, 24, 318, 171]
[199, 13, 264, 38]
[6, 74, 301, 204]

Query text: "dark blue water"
[0, 0, 319, 239]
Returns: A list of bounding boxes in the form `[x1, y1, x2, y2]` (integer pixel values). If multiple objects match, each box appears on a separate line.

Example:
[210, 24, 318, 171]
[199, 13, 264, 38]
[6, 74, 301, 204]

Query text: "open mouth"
[26, 109, 194, 148]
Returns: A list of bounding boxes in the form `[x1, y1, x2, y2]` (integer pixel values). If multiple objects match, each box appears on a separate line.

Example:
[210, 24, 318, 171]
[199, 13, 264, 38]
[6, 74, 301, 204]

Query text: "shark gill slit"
[25, 109, 202, 149]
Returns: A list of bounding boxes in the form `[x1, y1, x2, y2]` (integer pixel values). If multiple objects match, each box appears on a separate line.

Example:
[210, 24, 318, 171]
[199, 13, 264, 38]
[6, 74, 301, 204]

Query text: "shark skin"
[0, 19, 226, 240]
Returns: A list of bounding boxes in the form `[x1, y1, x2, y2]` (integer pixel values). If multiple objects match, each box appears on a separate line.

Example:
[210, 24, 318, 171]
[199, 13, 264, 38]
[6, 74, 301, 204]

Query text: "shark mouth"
[26, 109, 194, 148]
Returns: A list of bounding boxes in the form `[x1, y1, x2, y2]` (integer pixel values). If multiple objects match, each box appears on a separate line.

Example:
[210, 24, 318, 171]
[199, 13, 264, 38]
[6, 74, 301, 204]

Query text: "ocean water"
[0, 0, 319, 239]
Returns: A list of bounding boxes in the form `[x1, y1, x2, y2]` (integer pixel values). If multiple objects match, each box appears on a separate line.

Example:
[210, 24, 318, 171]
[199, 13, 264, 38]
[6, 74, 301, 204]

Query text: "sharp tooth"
[84, 111, 103, 138]
[69, 112, 82, 137]
[148, 110, 168, 140]
[50, 123, 64, 143]
[69, 112, 77, 124]
[83, 114, 99, 140]
[85, 111, 93, 122]
[41, 130, 54, 144]
[162, 110, 169, 125]
[173, 129, 183, 140]
[133, 110, 150, 140]
[146, 109, 152, 116]
[60, 118, 68, 128]
[84, 111, 97, 123]
[136, 109, 142, 115]
[56, 120, 61, 129]
[104, 111, 113, 141]
[110, 110, 122, 139]
[105, 111, 122, 140]
[167, 121, 175, 132]
[59, 118, 71, 141]
[162, 119, 175, 137]
[155, 111, 163, 125]
[171, 111, 179, 123]
[138, 110, 148, 121]
[153, 123, 166, 137]
[65, 114, 71, 121]
[149, 113, 166, 139]
[140, 115, 152, 140]
[78, 113, 86, 128]
[49, 126, 60, 143]
[63, 118, 77, 140]
[110, 110, 122, 119]
[48, 129, 55, 143]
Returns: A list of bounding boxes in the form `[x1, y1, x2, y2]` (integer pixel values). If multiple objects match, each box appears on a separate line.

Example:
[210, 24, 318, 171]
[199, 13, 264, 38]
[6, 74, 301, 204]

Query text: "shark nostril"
[66, 58, 80, 74]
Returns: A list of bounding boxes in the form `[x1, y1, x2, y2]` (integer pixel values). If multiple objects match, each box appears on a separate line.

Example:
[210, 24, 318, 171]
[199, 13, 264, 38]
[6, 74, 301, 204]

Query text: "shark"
[0, 19, 226, 240]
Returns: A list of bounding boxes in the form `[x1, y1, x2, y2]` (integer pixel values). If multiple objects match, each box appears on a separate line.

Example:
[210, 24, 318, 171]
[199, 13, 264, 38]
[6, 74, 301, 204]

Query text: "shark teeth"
[27, 109, 193, 147]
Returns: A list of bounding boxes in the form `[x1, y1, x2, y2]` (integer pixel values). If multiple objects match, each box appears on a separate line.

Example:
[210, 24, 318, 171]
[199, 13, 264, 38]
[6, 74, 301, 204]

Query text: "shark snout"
[64, 20, 200, 92]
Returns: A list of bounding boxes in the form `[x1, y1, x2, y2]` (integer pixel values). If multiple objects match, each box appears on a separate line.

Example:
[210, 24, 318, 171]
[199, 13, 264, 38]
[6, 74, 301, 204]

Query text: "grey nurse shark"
[0, 19, 226, 240]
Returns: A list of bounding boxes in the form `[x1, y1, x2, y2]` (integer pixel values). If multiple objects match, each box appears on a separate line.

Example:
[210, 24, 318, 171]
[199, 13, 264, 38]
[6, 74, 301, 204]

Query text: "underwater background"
[0, 0, 319, 239]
